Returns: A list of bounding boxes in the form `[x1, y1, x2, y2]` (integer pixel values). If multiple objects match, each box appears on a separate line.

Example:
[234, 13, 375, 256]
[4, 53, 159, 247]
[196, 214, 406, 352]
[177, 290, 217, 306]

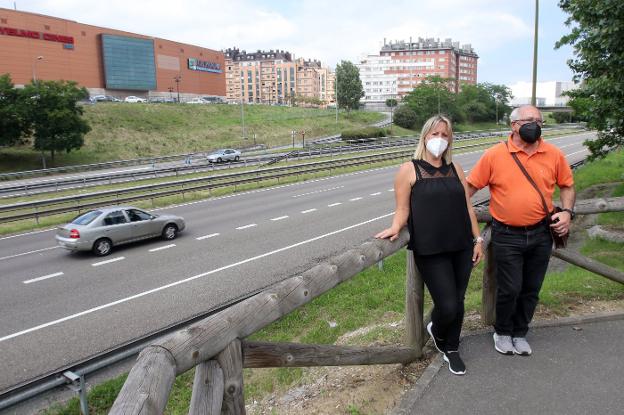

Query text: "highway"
[0, 132, 593, 394]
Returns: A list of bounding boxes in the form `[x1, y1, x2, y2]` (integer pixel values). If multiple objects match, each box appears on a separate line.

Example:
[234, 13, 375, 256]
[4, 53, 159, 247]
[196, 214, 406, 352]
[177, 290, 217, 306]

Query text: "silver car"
[206, 149, 241, 163]
[55, 206, 186, 256]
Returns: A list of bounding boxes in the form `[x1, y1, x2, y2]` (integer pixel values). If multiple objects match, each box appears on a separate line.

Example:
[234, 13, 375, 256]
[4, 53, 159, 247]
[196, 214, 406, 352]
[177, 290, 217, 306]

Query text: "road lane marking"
[0, 246, 59, 262]
[236, 224, 257, 230]
[196, 233, 220, 240]
[388, 189, 394, 192]
[566, 149, 589, 157]
[0, 212, 394, 343]
[292, 186, 344, 198]
[370, 192, 381, 196]
[327, 202, 342, 207]
[149, 244, 176, 252]
[349, 197, 363, 202]
[301, 208, 317, 214]
[91, 257, 125, 267]
[23, 272, 64, 284]
[271, 216, 289, 221]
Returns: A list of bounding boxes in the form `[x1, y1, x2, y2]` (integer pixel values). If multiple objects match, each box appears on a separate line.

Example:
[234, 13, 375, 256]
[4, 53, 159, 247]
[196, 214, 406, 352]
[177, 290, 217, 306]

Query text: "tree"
[456, 83, 512, 124]
[21, 80, 91, 167]
[335, 60, 364, 111]
[393, 105, 418, 130]
[556, 0, 624, 159]
[402, 76, 462, 126]
[386, 98, 398, 134]
[0, 74, 26, 147]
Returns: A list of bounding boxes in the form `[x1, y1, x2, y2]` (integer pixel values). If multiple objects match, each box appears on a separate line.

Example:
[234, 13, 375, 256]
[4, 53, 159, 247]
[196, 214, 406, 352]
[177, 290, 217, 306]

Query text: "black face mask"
[518, 122, 541, 143]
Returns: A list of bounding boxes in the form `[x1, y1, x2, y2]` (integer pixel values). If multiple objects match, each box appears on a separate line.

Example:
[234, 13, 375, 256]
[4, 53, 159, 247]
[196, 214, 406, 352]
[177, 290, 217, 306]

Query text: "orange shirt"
[467, 136, 574, 226]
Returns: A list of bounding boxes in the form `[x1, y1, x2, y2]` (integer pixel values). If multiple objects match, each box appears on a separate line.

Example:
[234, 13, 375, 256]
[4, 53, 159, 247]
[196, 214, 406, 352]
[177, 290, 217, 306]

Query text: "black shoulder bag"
[505, 143, 568, 249]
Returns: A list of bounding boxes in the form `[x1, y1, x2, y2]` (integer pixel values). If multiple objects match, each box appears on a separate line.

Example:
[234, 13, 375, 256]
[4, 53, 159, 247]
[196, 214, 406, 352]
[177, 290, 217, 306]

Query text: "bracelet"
[473, 236, 484, 245]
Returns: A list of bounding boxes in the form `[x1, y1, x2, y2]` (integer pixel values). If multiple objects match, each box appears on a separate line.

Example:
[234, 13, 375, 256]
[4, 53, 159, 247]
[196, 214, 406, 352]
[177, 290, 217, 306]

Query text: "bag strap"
[503, 142, 550, 216]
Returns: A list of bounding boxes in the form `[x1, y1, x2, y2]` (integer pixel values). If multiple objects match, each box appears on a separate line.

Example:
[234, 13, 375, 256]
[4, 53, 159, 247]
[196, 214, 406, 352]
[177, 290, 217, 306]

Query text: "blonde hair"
[413, 114, 454, 164]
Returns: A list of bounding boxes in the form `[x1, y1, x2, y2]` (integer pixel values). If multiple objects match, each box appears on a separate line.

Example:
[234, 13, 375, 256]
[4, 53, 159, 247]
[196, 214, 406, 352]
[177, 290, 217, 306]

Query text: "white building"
[509, 81, 579, 107]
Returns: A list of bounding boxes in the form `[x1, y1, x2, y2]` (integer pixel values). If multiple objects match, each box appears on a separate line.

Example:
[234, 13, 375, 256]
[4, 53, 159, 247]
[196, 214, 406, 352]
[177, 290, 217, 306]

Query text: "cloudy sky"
[1, 0, 577, 86]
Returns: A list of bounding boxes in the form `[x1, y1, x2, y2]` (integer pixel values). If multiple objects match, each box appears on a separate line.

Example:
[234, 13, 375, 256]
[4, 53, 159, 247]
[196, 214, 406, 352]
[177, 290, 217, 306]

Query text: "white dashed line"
[149, 244, 176, 252]
[387, 188, 394, 192]
[196, 233, 220, 240]
[271, 215, 289, 221]
[291, 186, 344, 198]
[349, 197, 363, 202]
[23, 272, 64, 285]
[91, 257, 125, 267]
[370, 192, 381, 196]
[236, 224, 257, 230]
[328, 203, 342, 207]
[301, 208, 317, 214]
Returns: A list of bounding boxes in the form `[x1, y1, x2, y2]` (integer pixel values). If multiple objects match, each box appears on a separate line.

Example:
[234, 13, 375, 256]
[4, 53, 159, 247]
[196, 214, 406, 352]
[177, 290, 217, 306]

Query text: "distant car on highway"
[91, 95, 121, 102]
[206, 149, 241, 163]
[186, 97, 208, 104]
[55, 206, 186, 256]
[124, 96, 146, 103]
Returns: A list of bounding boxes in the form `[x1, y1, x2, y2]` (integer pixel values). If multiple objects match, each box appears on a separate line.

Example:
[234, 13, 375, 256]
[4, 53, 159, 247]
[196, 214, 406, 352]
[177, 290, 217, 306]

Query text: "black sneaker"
[427, 321, 446, 353]
[443, 351, 466, 375]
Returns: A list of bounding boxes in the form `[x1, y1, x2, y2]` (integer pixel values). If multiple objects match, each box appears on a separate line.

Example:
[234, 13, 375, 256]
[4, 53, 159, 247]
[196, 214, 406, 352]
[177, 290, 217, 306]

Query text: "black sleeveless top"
[407, 159, 473, 255]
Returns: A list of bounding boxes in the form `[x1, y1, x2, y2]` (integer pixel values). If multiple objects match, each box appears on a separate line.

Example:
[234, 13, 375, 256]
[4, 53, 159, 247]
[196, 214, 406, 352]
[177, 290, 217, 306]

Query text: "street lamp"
[32, 55, 43, 82]
[174, 75, 182, 103]
[531, 0, 539, 106]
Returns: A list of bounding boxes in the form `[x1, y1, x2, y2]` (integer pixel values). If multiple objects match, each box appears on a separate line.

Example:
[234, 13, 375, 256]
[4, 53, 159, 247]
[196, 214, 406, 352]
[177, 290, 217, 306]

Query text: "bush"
[340, 127, 388, 140]
[393, 105, 418, 129]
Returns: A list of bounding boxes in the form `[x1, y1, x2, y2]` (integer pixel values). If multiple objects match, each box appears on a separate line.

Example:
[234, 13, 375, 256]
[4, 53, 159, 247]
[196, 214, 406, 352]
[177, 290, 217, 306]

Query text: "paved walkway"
[394, 314, 624, 415]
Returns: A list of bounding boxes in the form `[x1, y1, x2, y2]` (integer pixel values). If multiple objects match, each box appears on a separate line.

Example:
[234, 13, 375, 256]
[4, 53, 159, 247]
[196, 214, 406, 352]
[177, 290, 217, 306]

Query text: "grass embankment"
[45, 150, 623, 415]
[0, 104, 383, 172]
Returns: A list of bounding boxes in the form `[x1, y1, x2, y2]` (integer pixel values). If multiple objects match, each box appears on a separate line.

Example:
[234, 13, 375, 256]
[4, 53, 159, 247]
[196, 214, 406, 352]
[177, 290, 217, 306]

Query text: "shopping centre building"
[0, 8, 225, 101]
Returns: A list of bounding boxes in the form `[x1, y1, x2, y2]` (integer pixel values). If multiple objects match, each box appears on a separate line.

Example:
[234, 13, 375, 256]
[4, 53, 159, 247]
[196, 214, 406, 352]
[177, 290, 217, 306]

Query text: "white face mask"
[426, 137, 448, 158]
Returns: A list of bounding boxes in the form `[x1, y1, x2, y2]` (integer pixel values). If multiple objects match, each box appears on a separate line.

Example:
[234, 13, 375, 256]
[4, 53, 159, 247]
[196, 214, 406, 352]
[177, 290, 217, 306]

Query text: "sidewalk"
[394, 313, 624, 415]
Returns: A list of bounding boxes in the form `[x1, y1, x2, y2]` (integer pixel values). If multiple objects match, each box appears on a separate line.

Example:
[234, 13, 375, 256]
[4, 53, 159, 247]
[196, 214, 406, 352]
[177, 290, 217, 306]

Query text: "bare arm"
[551, 185, 576, 236]
[375, 162, 414, 241]
[467, 182, 479, 198]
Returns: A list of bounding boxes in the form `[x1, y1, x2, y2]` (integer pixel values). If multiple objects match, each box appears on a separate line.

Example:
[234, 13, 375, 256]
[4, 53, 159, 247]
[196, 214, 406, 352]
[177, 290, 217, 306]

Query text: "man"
[466, 105, 576, 356]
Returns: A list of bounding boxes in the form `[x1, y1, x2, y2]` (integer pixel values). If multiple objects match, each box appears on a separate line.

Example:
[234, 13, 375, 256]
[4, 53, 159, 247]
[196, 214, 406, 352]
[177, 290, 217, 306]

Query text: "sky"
[1, 0, 577, 87]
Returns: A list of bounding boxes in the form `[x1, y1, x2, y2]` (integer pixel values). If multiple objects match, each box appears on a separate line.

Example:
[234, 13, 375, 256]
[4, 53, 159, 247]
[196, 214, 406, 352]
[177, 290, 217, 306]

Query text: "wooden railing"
[109, 196, 624, 414]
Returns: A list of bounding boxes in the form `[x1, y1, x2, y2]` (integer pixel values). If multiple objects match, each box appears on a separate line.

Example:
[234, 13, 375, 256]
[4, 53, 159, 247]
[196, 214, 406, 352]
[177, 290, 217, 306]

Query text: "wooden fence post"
[189, 360, 224, 415]
[405, 248, 425, 357]
[481, 225, 496, 326]
[217, 339, 245, 415]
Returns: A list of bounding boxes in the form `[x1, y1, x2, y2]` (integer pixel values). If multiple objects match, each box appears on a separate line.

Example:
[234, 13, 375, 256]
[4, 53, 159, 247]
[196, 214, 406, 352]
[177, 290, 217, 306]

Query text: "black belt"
[493, 218, 549, 232]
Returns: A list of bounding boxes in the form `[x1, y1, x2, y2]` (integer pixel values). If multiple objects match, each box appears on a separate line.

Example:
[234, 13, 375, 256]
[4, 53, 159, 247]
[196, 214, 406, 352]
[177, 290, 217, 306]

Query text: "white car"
[186, 97, 208, 104]
[124, 96, 146, 103]
[206, 149, 241, 163]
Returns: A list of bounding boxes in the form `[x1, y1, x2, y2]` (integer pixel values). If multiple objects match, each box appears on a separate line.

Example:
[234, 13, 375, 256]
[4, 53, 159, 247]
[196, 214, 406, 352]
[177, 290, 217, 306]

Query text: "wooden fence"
[109, 196, 624, 414]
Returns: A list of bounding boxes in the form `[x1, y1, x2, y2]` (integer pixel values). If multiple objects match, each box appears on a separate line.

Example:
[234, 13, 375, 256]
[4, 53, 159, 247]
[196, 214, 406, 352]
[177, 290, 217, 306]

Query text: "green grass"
[0, 105, 383, 172]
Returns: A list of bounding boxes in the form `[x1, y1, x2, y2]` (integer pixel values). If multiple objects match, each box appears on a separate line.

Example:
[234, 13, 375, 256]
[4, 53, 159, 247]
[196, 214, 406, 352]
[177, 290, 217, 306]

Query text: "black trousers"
[491, 220, 553, 337]
[414, 247, 473, 351]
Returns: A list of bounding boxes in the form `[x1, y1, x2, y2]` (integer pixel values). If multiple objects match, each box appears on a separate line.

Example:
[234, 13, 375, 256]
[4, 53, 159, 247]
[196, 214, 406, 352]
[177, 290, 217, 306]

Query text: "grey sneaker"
[493, 333, 514, 355]
[512, 337, 532, 356]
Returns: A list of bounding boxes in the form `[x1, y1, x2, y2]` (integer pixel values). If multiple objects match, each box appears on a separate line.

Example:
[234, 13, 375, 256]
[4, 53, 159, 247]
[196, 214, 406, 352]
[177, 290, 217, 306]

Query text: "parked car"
[91, 95, 121, 102]
[55, 206, 186, 256]
[124, 96, 146, 103]
[186, 97, 208, 104]
[206, 149, 241, 163]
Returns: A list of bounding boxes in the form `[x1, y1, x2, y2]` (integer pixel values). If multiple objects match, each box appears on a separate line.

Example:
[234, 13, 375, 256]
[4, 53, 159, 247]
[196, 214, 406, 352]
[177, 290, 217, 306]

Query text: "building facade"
[358, 37, 478, 107]
[509, 81, 578, 107]
[224, 47, 335, 106]
[0, 8, 225, 101]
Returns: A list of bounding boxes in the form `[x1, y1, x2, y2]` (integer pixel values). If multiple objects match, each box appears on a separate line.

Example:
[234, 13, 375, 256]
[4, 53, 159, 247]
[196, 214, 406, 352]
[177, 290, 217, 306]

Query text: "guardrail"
[106, 196, 624, 415]
[0, 140, 505, 224]
[0, 125, 586, 198]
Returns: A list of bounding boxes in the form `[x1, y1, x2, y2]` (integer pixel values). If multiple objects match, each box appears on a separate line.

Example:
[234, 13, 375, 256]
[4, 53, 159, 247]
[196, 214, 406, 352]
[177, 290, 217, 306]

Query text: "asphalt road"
[0, 132, 593, 393]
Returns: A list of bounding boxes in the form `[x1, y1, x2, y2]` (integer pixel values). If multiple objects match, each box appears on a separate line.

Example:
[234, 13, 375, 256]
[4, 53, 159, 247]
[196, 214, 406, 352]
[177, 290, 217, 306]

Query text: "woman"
[376, 114, 483, 375]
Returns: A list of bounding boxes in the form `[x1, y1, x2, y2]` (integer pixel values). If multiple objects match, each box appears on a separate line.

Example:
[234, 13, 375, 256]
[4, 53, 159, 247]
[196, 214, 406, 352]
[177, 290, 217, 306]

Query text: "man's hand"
[550, 210, 572, 236]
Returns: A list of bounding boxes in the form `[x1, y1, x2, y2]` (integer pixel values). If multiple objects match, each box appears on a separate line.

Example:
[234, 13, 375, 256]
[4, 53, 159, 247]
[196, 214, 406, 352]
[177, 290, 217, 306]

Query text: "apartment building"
[224, 47, 334, 105]
[358, 37, 478, 106]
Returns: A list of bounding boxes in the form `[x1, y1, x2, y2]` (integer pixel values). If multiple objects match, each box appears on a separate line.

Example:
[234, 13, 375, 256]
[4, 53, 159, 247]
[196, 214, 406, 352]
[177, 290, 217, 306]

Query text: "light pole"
[240, 97, 246, 140]
[174, 75, 182, 103]
[335, 67, 338, 124]
[531, 0, 539, 106]
[32, 55, 43, 82]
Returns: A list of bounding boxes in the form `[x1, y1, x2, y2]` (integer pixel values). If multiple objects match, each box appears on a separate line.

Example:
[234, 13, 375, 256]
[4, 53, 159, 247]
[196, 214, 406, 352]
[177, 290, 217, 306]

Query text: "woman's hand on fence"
[472, 242, 483, 266]
[375, 227, 400, 241]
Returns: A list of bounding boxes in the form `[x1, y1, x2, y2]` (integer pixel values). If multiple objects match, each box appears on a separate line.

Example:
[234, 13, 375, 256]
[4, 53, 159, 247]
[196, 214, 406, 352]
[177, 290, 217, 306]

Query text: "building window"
[44, 25, 50, 30]
[0, 18, 7, 24]
[81, 31, 86, 36]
